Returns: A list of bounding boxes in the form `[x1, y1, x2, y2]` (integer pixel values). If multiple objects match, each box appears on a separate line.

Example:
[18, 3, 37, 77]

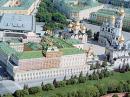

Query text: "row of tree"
[90, 61, 108, 70]
[1, 70, 130, 97]
[117, 64, 130, 73]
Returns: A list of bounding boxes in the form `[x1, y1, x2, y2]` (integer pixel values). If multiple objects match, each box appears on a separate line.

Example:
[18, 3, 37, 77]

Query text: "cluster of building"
[0, 0, 130, 84]
[90, 7, 130, 31]
[0, 12, 98, 82]
[0, 34, 96, 82]
[98, 6, 130, 68]
[53, 0, 104, 20]
[0, 0, 41, 15]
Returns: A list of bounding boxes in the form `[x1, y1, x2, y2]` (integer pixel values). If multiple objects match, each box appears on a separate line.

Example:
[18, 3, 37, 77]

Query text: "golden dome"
[110, 15, 115, 20]
[81, 25, 86, 30]
[118, 34, 125, 43]
[119, 6, 125, 16]
[75, 21, 80, 26]
[68, 23, 73, 28]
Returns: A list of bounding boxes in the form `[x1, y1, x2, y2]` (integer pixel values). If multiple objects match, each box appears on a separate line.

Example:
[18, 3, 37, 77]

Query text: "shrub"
[42, 84, 54, 91]
[28, 87, 40, 94]
[14, 89, 29, 97]
[2, 93, 13, 97]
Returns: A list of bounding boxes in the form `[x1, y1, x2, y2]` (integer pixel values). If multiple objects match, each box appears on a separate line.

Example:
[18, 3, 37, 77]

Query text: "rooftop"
[26, 42, 42, 50]
[66, 39, 81, 45]
[92, 8, 130, 21]
[59, 0, 102, 12]
[18, 50, 43, 59]
[0, 0, 35, 10]
[0, 14, 34, 31]
[0, 42, 17, 56]
[60, 47, 84, 55]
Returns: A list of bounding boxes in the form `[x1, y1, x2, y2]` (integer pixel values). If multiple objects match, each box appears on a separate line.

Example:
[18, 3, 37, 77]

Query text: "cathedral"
[98, 6, 130, 68]
[98, 6, 125, 49]
[67, 20, 88, 43]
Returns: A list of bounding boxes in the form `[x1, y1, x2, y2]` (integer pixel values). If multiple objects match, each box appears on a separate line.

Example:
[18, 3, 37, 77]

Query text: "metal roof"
[0, 14, 35, 31]
[0, 0, 35, 10]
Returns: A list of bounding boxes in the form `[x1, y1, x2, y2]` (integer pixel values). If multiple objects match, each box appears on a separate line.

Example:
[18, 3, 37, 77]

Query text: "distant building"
[90, 8, 130, 31]
[0, 40, 90, 82]
[98, 7, 130, 68]
[53, 0, 104, 20]
[0, 14, 41, 43]
[0, 0, 41, 15]
[98, 0, 130, 8]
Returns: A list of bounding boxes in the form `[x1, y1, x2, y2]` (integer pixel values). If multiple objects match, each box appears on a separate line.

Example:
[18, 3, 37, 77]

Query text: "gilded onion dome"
[118, 34, 125, 43]
[80, 25, 86, 30]
[75, 21, 80, 26]
[119, 6, 125, 16]
[110, 15, 115, 20]
[68, 23, 73, 28]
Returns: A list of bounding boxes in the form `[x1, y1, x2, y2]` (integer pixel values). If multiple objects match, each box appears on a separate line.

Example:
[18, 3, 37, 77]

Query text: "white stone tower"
[115, 6, 125, 37]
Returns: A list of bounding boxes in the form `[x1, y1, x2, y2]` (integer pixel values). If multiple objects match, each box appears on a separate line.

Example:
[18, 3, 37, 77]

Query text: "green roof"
[66, 39, 81, 45]
[18, 51, 43, 59]
[0, 0, 35, 10]
[0, 42, 17, 56]
[0, 0, 8, 6]
[60, 48, 84, 55]
[47, 36, 73, 48]
[26, 42, 42, 50]
[60, 0, 102, 12]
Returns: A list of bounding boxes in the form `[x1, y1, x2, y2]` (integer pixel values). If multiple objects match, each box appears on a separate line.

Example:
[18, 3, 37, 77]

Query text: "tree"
[52, 13, 67, 24]
[36, 0, 68, 30]
[53, 78, 58, 88]
[14, 89, 29, 97]
[96, 83, 108, 96]
[77, 90, 85, 97]
[107, 80, 119, 93]
[94, 32, 99, 41]
[126, 63, 130, 71]
[42, 84, 54, 91]
[28, 87, 40, 94]
[128, 84, 130, 92]
[41, 82, 44, 87]
[86, 29, 93, 38]
[2, 93, 13, 97]
[102, 61, 108, 67]
[95, 61, 101, 69]
[85, 85, 100, 97]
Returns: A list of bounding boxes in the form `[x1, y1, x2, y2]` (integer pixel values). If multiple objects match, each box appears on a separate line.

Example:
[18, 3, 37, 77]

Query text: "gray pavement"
[0, 80, 22, 95]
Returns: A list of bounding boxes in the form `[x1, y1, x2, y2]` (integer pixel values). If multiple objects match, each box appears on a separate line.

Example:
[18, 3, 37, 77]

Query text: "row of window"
[15, 67, 87, 81]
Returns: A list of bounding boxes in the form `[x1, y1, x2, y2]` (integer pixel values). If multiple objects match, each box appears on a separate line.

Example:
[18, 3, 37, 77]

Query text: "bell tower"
[115, 6, 125, 37]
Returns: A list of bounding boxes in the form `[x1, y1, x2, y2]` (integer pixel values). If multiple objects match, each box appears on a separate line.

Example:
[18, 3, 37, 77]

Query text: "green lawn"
[18, 51, 43, 59]
[60, 48, 84, 55]
[25, 71, 130, 97]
